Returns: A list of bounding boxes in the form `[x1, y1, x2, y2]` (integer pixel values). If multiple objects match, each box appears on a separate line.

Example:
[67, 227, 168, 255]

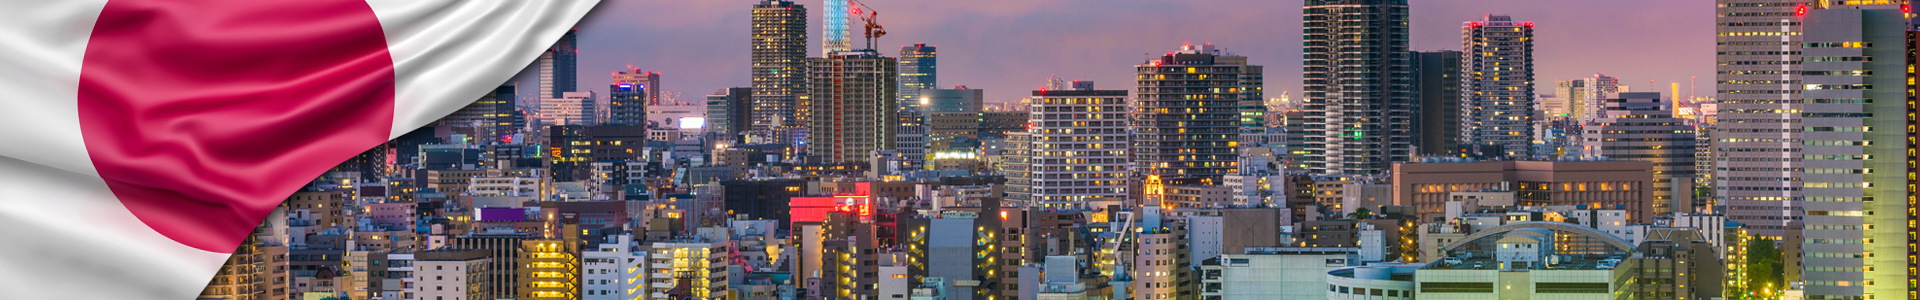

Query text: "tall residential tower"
[1460, 15, 1537, 158]
[1300, 0, 1413, 176]
[750, 0, 807, 142]
[805, 50, 898, 164]
[1133, 43, 1257, 182]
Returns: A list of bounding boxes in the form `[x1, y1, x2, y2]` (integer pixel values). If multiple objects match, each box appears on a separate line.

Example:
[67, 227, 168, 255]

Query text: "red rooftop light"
[1795, 4, 1808, 16]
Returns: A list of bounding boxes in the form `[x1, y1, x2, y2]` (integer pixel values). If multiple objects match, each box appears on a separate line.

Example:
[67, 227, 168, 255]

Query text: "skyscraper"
[1714, 0, 1810, 237]
[1133, 43, 1253, 182]
[1411, 50, 1462, 155]
[1028, 84, 1130, 209]
[751, 0, 806, 141]
[539, 28, 578, 99]
[899, 44, 937, 106]
[823, 0, 851, 53]
[1460, 15, 1537, 158]
[609, 69, 654, 126]
[805, 50, 897, 164]
[1300, 0, 1413, 176]
[1797, 4, 1910, 299]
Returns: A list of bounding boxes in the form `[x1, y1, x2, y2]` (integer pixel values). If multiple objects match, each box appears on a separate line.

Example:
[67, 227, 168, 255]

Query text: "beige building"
[414, 250, 490, 300]
[1393, 160, 1656, 223]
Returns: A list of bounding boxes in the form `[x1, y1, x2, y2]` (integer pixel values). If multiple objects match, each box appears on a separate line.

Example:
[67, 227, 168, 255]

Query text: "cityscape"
[192, 1, 1911, 300]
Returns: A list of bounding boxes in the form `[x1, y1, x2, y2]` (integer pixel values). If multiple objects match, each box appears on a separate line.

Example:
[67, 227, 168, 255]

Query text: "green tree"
[1347, 207, 1372, 220]
[1745, 237, 1784, 300]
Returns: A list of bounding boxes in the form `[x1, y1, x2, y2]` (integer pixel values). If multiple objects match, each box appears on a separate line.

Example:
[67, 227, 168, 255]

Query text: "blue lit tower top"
[823, 0, 851, 53]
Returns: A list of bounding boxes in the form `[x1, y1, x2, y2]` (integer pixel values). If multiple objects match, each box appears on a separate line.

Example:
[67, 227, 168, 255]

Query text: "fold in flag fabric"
[0, 0, 597, 298]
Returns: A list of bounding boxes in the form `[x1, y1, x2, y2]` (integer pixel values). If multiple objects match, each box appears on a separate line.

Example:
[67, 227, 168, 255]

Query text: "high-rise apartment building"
[900, 44, 937, 105]
[1798, 5, 1909, 299]
[1029, 86, 1130, 209]
[1714, 0, 1810, 237]
[1412, 50, 1463, 155]
[805, 49, 898, 164]
[1133, 43, 1254, 181]
[750, 0, 807, 141]
[1460, 15, 1537, 158]
[1581, 92, 1697, 215]
[539, 29, 578, 99]
[1301, 0, 1413, 176]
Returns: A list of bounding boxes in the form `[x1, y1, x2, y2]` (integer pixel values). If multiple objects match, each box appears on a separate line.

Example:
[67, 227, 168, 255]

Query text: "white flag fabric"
[0, 0, 597, 299]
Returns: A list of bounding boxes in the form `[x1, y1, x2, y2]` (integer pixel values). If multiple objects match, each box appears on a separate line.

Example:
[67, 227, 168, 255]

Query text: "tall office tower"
[705, 87, 754, 139]
[805, 50, 898, 164]
[1582, 92, 1697, 215]
[823, 0, 851, 53]
[1029, 85, 1130, 209]
[608, 70, 654, 126]
[1301, 0, 1413, 176]
[1411, 50, 1462, 155]
[1799, 5, 1910, 299]
[539, 28, 579, 99]
[1714, 0, 1810, 238]
[1134, 43, 1254, 182]
[1459, 15, 1537, 158]
[899, 44, 937, 105]
[751, 0, 807, 141]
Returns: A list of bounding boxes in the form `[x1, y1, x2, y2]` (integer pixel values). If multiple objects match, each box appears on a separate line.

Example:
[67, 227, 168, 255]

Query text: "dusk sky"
[513, 0, 1715, 105]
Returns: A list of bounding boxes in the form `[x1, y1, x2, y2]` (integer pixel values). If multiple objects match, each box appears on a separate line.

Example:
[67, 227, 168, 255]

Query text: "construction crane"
[850, 0, 885, 50]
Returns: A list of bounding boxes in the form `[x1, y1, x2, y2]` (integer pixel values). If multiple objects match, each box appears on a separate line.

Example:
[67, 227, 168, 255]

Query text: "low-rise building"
[413, 250, 490, 300]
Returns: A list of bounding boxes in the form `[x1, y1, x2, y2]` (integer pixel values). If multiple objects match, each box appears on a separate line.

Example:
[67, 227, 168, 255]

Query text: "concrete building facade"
[1028, 88, 1130, 209]
[805, 49, 898, 164]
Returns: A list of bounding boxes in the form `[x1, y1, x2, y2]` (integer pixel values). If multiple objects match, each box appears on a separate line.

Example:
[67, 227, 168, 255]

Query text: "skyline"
[513, 0, 1714, 105]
